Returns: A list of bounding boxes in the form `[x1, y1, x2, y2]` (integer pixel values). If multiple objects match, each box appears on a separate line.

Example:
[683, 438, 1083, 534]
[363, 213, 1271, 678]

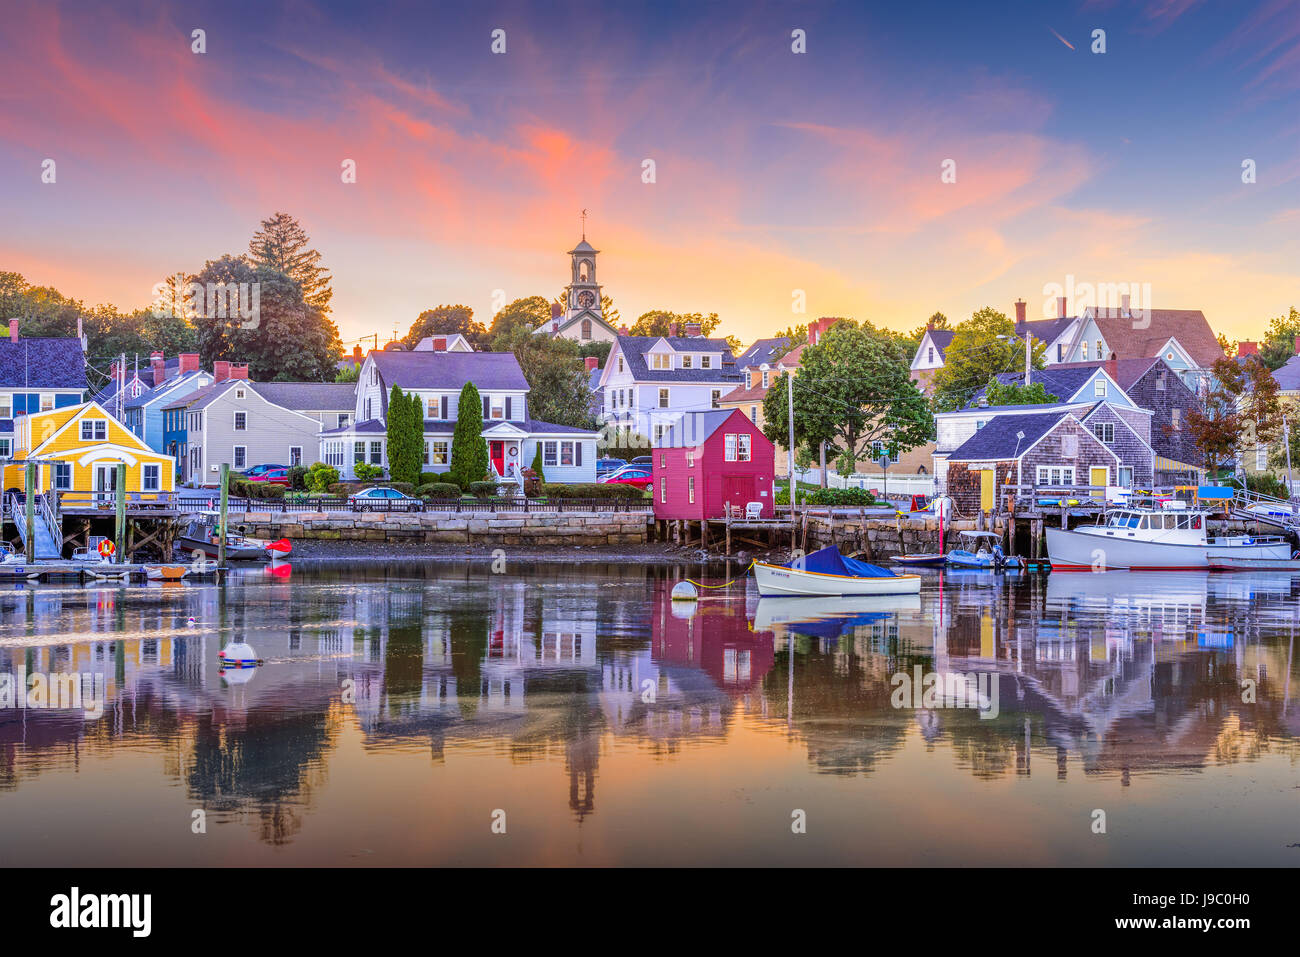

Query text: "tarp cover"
[791, 546, 897, 578]
[1197, 486, 1235, 500]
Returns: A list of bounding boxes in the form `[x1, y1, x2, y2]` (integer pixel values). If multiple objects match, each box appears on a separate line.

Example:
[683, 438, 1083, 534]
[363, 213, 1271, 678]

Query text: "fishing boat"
[752, 545, 921, 596]
[946, 530, 1024, 570]
[1046, 503, 1292, 570]
[176, 512, 277, 561]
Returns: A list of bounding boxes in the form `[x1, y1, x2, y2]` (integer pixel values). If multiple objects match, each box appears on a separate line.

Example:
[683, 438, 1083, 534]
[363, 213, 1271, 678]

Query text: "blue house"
[0, 323, 87, 459]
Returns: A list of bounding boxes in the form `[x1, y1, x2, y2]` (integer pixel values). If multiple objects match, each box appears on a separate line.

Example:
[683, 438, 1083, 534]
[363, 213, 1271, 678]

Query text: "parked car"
[245, 468, 291, 486]
[596, 457, 627, 476]
[348, 486, 424, 512]
[629, 456, 652, 467]
[600, 465, 653, 493]
[242, 464, 288, 478]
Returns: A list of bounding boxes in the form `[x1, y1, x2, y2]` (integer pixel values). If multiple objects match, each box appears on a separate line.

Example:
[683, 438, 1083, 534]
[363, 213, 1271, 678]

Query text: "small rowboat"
[753, 545, 921, 597]
[145, 564, 189, 581]
[892, 553, 946, 568]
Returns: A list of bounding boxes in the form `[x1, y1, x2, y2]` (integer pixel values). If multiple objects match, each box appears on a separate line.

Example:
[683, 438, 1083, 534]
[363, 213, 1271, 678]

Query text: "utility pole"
[1285, 414, 1295, 506]
[1025, 332, 1033, 387]
[786, 371, 795, 498]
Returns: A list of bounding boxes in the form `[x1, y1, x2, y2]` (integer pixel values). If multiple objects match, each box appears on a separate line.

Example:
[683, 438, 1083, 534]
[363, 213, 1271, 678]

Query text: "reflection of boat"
[752, 594, 922, 632]
[752, 546, 921, 596]
[947, 531, 1023, 569]
[1047, 504, 1291, 570]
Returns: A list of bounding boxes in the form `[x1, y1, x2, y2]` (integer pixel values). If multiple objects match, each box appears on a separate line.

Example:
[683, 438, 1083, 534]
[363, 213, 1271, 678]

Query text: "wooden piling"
[114, 463, 127, 563]
[219, 463, 230, 568]
[23, 463, 35, 563]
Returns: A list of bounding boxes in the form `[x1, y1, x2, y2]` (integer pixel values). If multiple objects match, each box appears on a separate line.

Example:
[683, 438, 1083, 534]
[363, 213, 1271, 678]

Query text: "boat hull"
[892, 554, 946, 567]
[752, 561, 921, 596]
[1047, 527, 1291, 570]
[175, 536, 267, 562]
[946, 550, 1024, 570]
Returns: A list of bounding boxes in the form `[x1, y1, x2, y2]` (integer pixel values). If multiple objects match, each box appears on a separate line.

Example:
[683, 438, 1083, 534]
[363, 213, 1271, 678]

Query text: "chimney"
[150, 351, 165, 384]
[353, 344, 363, 363]
[1121, 293, 1131, 317]
[618, 324, 630, 336]
[1106, 352, 1118, 383]
[1237, 341, 1259, 358]
[7, 318, 17, 342]
[668, 321, 679, 337]
[551, 321, 560, 333]
[584, 356, 599, 371]
[178, 353, 200, 374]
[1056, 297, 1067, 319]
[230, 363, 249, 380]
[214, 360, 231, 382]
[433, 337, 446, 351]
[1294, 335, 1300, 356]
[1015, 299, 1026, 325]
[551, 302, 562, 319]
[684, 320, 702, 337]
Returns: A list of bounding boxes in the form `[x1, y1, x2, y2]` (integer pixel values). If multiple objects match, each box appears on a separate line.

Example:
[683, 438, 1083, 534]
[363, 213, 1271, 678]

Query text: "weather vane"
[581, 208, 587, 239]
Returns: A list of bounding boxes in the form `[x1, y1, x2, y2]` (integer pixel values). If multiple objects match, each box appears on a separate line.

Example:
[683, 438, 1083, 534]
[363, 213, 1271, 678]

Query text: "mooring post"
[23, 463, 35, 563]
[219, 463, 230, 568]
[114, 463, 127, 563]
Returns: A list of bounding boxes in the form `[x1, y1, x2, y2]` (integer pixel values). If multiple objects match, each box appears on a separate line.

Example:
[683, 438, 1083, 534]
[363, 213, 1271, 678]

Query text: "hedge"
[468, 481, 503, 499]
[781, 486, 876, 507]
[419, 472, 450, 486]
[418, 483, 462, 499]
[541, 482, 645, 500]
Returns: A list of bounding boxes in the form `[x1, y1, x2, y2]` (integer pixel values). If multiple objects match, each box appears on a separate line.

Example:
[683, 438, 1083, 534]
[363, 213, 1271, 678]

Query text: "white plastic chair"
[745, 501, 763, 520]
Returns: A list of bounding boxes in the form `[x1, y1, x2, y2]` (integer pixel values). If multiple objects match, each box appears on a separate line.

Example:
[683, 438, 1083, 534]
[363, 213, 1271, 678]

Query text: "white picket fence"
[791, 466, 936, 500]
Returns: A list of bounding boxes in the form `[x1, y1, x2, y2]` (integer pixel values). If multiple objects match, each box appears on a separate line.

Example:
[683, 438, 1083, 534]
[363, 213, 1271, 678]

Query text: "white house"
[320, 350, 598, 486]
[599, 329, 742, 446]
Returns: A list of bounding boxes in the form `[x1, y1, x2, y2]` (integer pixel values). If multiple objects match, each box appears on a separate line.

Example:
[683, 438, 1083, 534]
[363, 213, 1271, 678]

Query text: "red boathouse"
[652, 408, 775, 521]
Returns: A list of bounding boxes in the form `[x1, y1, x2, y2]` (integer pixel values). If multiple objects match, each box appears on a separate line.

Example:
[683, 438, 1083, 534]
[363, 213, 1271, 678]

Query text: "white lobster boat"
[752, 546, 922, 596]
[1046, 503, 1292, 570]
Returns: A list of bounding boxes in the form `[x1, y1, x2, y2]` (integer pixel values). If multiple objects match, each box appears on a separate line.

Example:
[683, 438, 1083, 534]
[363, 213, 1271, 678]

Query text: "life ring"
[97, 539, 115, 558]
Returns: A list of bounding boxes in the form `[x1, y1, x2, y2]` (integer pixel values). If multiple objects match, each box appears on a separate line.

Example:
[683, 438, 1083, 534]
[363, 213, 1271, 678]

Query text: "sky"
[1, 0, 1298, 349]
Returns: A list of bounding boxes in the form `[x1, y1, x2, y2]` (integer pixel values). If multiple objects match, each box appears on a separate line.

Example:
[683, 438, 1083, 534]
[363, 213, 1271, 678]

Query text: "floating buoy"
[671, 581, 699, 601]
[218, 640, 261, 668]
[186, 617, 196, 627]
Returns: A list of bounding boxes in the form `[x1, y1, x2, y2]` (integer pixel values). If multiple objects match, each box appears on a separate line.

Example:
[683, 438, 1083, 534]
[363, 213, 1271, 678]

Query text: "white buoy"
[671, 581, 699, 601]
[218, 640, 259, 668]
[186, 616, 197, 627]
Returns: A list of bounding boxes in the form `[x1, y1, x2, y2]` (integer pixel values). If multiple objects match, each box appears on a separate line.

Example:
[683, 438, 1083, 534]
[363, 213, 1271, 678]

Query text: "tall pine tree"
[449, 382, 488, 488]
[386, 386, 423, 486]
[247, 212, 334, 317]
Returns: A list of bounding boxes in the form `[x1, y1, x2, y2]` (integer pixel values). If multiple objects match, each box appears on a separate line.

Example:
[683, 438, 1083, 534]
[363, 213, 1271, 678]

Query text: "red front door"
[724, 475, 756, 512]
[490, 441, 505, 476]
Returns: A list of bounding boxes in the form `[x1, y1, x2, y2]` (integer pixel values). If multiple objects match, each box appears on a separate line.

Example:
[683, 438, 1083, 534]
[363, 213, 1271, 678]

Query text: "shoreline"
[277, 539, 756, 563]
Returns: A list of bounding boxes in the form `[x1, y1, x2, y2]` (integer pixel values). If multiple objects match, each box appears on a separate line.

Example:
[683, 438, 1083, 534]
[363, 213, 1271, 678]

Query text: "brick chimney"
[809, 317, 838, 347]
[1121, 293, 1131, 317]
[618, 324, 630, 335]
[584, 356, 599, 371]
[1237, 341, 1259, 358]
[7, 318, 17, 342]
[433, 337, 446, 351]
[552, 321, 560, 333]
[150, 351, 166, 384]
[230, 363, 249, 380]
[1014, 299, 1026, 325]
[668, 321, 679, 338]
[1293, 333, 1300, 356]
[178, 353, 200, 374]
[353, 344, 362, 363]
[214, 360, 231, 382]
[684, 320, 702, 337]
[1056, 297, 1067, 319]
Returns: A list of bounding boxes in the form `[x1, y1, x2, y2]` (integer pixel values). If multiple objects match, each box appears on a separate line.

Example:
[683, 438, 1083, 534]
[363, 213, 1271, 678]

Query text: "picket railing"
[185, 495, 653, 515]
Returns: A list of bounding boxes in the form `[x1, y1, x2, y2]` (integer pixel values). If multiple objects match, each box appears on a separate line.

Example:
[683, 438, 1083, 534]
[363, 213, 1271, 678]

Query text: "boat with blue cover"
[752, 545, 922, 596]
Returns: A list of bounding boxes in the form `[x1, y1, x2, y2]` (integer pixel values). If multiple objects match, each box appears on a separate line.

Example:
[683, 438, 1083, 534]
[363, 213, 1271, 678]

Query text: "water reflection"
[0, 562, 1295, 865]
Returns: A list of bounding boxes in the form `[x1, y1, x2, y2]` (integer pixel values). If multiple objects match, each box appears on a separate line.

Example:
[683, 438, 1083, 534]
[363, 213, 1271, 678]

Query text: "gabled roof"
[0, 338, 87, 390]
[1084, 309, 1224, 367]
[251, 382, 356, 411]
[736, 337, 790, 368]
[968, 366, 1115, 407]
[659, 409, 743, 448]
[1039, 357, 1163, 392]
[123, 370, 209, 410]
[612, 335, 741, 383]
[370, 351, 529, 392]
[947, 409, 1075, 461]
[1016, 317, 1077, 346]
[921, 328, 955, 359]
[1272, 354, 1300, 392]
[161, 380, 239, 412]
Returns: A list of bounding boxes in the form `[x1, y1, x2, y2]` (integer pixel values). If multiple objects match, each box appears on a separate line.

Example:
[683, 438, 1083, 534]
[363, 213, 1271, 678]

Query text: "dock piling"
[23, 464, 35, 563]
[114, 463, 126, 563]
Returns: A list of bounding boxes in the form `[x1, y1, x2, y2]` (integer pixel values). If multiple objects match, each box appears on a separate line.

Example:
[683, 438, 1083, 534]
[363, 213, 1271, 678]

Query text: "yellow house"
[3, 401, 176, 500]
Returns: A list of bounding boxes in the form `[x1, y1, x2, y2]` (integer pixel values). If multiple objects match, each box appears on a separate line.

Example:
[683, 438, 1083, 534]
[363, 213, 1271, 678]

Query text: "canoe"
[752, 545, 921, 597]
[892, 553, 946, 567]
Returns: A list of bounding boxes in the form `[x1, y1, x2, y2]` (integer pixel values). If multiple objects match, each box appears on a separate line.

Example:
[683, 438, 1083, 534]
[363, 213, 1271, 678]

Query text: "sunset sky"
[2, 0, 1298, 348]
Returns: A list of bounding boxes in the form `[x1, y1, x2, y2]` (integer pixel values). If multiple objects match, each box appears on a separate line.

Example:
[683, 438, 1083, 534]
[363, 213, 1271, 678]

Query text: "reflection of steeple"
[566, 730, 598, 820]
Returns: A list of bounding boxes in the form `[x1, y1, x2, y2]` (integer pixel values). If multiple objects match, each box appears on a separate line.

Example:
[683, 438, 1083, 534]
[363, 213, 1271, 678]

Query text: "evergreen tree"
[530, 444, 546, 483]
[247, 212, 333, 317]
[386, 386, 423, 485]
[450, 382, 489, 488]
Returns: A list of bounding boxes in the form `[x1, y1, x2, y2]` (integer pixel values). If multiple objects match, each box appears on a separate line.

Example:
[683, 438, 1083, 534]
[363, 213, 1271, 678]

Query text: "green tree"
[247, 212, 334, 317]
[983, 378, 1059, 406]
[335, 363, 360, 383]
[1258, 306, 1300, 371]
[450, 382, 489, 487]
[191, 255, 343, 381]
[629, 310, 722, 338]
[530, 444, 546, 483]
[761, 319, 934, 470]
[386, 386, 423, 485]
[907, 311, 950, 343]
[490, 295, 552, 339]
[404, 304, 490, 350]
[930, 307, 1045, 412]
[492, 325, 596, 428]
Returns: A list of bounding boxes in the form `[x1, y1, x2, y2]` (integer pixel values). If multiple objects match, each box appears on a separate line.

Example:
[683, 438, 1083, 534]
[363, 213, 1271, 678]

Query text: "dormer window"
[652, 353, 671, 370]
[681, 354, 692, 368]
[762, 370, 770, 389]
[700, 355, 712, 369]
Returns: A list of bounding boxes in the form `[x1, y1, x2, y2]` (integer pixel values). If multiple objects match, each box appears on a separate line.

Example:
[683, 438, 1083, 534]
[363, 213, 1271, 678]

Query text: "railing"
[186, 495, 654, 515]
[37, 492, 59, 541]
[56, 491, 178, 511]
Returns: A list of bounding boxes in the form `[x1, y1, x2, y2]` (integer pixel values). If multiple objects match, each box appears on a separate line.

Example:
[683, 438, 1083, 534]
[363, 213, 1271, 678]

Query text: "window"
[234, 411, 247, 431]
[52, 462, 71, 490]
[681, 354, 692, 368]
[1057, 344, 1064, 362]
[652, 353, 671, 370]
[870, 440, 899, 463]
[658, 388, 669, 408]
[235, 388, 246, 399]
[750, 405, 758, 422]
[1257, 445, 1269, 470]
[654, 423, 666, 445]
[1156, 371, 1166, 391]
[338, 413, 350, 428]
[927, 347, 934, 364]
[688, 475, 695, 504]
[543, 442, 557, 467]
[700, 355, 712, 369]
[290, 446, 302, 467]
[581, 319, 592, 339]
[80, 419, 108, 442]
[725, 433, 737, 461]
[40, 394, 54, 412]
[660, 477, 666, 503]
[1081, 341, 1088, 361]
[0, 438, 9, 458]
[142, 464, 160, 492]
[1096, 340, 1103, 360]
[762, 371, 770, 389]
[660, 453, 667, 467]
[430, 441, 449, 466]
[1118, 467, 1133, 488]
[0, 394, 10, 418]
[736, 433, 751, 461]
[618, 357, 624, 373]
[233, 446, 246, 469]
[369, 441, 382, 465]
[1094, 378, 1107, 397]
[1171, 408, 1182, 431]
[1036, 466, 1075, 485]
[711, 390, 721, 409]
[1093, 423, 1114, 444]
[976, 420, 986, 430]
[365, 398, 373, 420]
[354, 441, 365, 463]
[560, 441, 575, 466]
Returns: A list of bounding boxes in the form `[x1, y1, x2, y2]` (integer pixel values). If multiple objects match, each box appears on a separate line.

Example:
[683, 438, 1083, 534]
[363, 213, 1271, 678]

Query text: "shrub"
[387, 482, 416, 495]
[419, 483, 462, 499]
[1242, 472, 1289, 501]
[468, 480, 503, 499]
[327, 482, 366, 496]
[287, 465, 309, 490]
[788, 486, 877, 507]
[530, 445, 546, 484]
[541, 482, 644, 500]
[354, 461, 384, 481]
[419, 472, 448, 486]
[305, 463, 339, 493]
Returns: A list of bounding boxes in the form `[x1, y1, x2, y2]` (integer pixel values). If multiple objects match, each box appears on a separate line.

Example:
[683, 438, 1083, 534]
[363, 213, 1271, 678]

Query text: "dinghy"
[946, 530, 1024, 570]
[752, 546, 921, 597]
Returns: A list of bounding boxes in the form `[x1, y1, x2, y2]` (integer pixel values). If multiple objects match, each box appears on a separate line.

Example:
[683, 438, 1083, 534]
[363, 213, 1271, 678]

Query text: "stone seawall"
[799, 516, 979, 559]
[230, 511, 650, 547]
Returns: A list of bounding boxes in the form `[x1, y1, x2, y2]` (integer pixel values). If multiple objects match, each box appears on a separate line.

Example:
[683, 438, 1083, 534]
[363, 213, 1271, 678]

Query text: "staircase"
[7, 493, 63, 559]
[1224, 484, 1300, 533]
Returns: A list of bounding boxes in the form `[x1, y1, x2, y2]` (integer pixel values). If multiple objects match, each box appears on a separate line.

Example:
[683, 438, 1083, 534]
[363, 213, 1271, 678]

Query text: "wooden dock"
[0, 561, 220, 583]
